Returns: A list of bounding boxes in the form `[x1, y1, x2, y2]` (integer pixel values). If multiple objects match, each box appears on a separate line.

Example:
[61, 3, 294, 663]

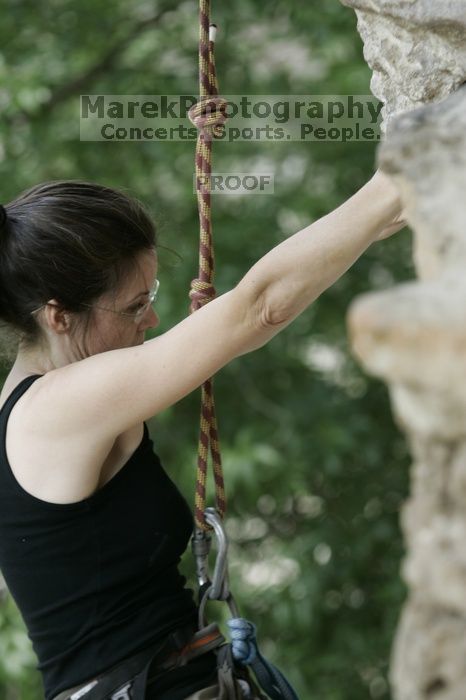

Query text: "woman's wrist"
[367, 169, 403, 222]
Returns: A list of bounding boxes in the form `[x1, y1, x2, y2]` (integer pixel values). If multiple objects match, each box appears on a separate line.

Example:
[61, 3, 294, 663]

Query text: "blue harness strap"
[227, 618, 299, 700]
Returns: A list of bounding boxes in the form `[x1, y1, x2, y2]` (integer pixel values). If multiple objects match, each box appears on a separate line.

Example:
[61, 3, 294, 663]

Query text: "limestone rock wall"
[341, 1, 466, 698]
[341, 0, 466, 129]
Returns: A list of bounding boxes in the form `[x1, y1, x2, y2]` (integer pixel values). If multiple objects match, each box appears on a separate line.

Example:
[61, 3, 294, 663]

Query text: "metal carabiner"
[191, 526, 212, 589]
[204, 507, 229, 600]
[192, 508, 240, 628]
[191, 507, 229, 597]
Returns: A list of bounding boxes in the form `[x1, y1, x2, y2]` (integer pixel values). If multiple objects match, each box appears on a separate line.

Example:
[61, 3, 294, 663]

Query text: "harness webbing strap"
[188, 0, 228, 532]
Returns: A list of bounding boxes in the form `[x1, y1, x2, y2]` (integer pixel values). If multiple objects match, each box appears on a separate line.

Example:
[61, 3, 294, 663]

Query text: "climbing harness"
[187, 2, 299, 699]
[51, 623, 225, 700]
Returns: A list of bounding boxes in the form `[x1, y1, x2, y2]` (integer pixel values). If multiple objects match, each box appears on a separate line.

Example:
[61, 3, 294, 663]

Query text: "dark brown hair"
[0, 181, 156, 356]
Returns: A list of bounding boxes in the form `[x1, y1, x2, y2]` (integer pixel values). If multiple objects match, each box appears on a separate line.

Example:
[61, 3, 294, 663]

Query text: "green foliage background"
[0, 1, 413, 698]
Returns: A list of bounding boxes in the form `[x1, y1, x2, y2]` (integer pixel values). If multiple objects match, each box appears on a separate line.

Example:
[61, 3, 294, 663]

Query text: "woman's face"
[84, 248, 160, 355]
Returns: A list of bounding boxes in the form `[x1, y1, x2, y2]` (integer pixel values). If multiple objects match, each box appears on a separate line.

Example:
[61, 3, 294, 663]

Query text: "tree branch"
[12, 4, 174, 125]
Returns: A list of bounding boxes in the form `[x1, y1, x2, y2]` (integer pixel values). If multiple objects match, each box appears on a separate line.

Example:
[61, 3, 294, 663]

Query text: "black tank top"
[0, 375, 203, 699]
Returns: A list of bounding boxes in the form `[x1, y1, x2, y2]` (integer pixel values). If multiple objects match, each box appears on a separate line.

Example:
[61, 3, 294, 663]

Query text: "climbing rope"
[187, 6, 300, 698]
[188, 0, 228, 532]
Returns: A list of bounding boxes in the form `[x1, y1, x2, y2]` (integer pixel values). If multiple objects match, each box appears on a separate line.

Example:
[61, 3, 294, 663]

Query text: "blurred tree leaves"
[0, 1, 413, 698]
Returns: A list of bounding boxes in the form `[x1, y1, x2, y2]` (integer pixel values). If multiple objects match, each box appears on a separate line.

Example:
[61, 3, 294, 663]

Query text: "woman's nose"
[140, 307, 159, 330]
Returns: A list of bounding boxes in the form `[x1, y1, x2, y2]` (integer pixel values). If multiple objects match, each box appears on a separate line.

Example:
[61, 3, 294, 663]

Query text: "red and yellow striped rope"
[188, 0, 228, 532]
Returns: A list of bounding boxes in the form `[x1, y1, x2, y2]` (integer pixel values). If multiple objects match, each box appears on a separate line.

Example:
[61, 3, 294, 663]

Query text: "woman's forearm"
[239, 170, 401, 326]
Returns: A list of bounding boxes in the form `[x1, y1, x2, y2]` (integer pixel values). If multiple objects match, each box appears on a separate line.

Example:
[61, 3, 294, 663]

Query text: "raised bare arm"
[236, 169, 401, 330]
[30, 170, 402, 444]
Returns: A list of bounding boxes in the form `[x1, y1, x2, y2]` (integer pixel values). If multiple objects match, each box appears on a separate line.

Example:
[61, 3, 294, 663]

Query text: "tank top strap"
[0, 374, 44, 425]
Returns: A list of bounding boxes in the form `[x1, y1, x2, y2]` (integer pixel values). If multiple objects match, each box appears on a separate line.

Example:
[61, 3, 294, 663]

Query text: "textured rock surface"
[348, 85, 466, 700]
[341, 0, 466, 128]
[391, 600, 466, 700]
[342, 1, 466, 698]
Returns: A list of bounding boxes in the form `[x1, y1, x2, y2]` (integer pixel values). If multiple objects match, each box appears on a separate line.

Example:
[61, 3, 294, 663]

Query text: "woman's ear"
[42, 300, 73, 334]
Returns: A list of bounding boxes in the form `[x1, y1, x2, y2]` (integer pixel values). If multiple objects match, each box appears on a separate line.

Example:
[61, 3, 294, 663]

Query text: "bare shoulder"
[0, 285, 275, 502]
[31, 287, 273, 443]
[3, 373, 143, 504]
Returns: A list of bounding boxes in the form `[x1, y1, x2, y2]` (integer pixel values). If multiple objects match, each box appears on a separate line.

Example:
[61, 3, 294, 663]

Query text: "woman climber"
[0, 171, 404, 700]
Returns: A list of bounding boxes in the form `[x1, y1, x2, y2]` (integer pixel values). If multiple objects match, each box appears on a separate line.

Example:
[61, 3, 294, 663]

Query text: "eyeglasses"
[34, 279, 160, 323]
[80, 279, 160, 323]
